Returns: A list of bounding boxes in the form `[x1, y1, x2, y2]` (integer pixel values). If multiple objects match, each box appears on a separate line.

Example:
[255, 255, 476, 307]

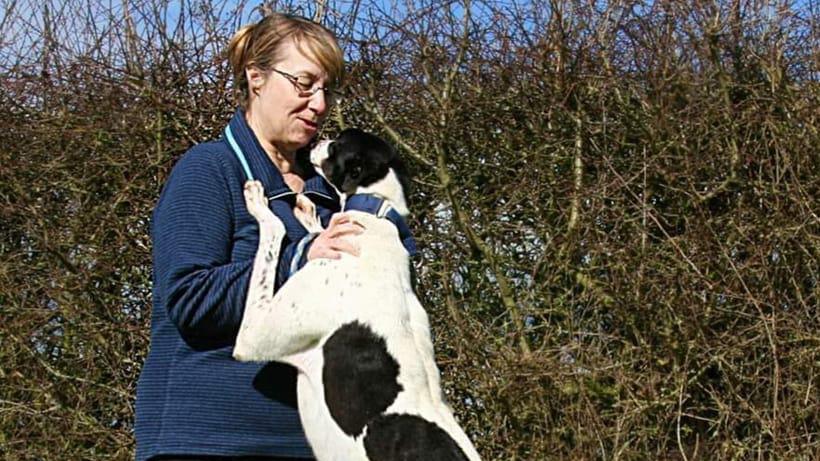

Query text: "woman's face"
[246, 40, 332, 156]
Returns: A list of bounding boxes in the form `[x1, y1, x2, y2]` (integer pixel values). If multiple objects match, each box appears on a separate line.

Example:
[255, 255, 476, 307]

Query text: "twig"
[11, 334, 131, 399]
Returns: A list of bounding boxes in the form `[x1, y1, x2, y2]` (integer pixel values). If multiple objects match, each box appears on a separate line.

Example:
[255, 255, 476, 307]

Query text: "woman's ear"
[245, 67, 266, 96]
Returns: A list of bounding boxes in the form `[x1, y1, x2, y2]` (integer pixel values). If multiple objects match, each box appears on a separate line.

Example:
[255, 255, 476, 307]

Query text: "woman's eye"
[295, 77, 314, 91]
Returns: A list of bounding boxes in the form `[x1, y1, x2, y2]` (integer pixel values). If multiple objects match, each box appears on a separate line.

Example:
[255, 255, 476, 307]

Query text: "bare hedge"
[1, 1, 817, 460]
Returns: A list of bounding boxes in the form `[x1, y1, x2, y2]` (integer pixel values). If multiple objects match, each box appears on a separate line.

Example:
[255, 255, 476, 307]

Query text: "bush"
[1, 1, 817, 459]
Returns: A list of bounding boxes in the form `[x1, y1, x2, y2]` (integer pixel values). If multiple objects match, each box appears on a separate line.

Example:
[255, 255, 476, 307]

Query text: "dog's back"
[283, 219, 477, 461]
[235, 128, 481, 460]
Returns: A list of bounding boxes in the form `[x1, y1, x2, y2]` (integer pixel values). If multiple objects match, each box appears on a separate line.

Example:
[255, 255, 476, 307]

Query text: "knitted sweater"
[135, 109, 339, 460]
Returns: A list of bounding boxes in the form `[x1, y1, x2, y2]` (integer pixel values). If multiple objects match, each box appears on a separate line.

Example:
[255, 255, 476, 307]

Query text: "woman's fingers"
[327, 221, 364, 239]
[328, 236, 360, 257]
[327, 212, 351, 227]
[307, 213, 364, 261]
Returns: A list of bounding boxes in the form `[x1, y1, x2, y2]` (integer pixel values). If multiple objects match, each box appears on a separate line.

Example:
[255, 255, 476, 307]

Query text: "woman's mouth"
[299, 118, 318, 131]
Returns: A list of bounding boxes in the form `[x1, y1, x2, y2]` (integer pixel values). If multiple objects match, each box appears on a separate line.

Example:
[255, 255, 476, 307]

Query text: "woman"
[135, 13, 360, 461]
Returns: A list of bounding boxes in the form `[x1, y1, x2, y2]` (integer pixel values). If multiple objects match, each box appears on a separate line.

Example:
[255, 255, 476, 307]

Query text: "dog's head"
[311, 128, 410, 216]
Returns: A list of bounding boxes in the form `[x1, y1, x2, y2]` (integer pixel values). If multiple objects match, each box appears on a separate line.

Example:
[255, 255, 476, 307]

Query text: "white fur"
[234, 140, 481, 461]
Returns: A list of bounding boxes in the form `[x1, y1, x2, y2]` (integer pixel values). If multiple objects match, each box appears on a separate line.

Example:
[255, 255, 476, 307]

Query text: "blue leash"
[225, 125, 254, 181]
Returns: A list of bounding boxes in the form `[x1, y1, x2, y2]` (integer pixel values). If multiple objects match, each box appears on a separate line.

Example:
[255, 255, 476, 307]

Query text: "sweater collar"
[226, 108, 290, 197]
[225, 109, 340, 207]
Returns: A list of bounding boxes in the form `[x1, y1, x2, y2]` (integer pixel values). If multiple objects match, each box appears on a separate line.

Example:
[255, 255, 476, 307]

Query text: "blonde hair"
[226, 13, 344, 109]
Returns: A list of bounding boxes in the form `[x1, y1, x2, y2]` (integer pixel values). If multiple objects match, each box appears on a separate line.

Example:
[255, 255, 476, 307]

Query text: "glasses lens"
[294, 76, 314, 93]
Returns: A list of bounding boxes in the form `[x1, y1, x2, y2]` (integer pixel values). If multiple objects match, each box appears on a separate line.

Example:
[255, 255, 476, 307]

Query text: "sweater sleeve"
[274, 193, 335, 287]
[276, 232, 318, 287]
[152, 148, 253, 342]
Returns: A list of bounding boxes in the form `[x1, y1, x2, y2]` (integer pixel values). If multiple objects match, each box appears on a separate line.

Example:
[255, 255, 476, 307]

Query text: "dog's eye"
[350, 164, 362, 178]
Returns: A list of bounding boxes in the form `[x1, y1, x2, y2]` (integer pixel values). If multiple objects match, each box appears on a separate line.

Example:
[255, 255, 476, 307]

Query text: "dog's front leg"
[294, 193, 323, 233]
[233, 180, 287, 362]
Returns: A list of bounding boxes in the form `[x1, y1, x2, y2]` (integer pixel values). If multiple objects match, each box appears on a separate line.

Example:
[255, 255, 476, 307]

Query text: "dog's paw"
[243, 180, 269, 219]
[294, 194, 323, 233]
[243, 181, 284, 233]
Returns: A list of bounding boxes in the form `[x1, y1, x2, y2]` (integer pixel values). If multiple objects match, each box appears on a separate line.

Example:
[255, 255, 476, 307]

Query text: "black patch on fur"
[322, 321, 403, 437]
[252, 362, 298, 408]
[363, 413, 470, 461]
[322, 128, 410, 200]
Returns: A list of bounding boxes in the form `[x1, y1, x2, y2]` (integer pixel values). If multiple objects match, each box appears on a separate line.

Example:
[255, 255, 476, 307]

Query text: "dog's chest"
[284, 214, 475, 460]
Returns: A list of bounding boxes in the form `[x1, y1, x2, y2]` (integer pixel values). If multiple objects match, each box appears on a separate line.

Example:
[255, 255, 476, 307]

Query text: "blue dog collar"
[344, 194, 417, 257]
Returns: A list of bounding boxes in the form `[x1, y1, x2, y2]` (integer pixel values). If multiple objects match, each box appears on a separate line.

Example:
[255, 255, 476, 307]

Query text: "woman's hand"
[307, 213, 363, 260]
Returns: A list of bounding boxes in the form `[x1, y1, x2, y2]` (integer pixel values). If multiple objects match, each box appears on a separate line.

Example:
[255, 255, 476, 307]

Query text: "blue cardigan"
[135, 109, 339, 460]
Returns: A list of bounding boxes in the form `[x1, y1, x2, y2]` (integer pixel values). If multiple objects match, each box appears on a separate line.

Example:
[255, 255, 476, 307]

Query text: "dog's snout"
[310, 140, 333, 167]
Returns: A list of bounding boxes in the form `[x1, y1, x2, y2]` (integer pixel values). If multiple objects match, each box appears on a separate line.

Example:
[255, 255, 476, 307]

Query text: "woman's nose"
[308, 90, 328, 115]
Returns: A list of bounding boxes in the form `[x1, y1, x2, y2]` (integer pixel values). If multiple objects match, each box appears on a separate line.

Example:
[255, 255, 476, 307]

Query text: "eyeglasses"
[272, 68, 342, 104]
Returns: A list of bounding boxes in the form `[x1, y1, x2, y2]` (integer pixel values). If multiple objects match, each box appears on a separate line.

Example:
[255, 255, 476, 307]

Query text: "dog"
[233, 129, 481, 461]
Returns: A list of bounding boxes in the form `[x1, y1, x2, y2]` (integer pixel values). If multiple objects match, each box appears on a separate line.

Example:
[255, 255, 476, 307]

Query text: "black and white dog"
[233, 129, 481, 461]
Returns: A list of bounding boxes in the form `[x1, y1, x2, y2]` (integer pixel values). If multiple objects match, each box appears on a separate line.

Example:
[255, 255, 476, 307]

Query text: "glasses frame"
[271, 68, 342, 104]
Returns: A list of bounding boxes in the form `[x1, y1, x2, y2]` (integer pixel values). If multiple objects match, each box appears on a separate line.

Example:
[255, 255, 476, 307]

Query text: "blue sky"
[2, 0, 815, 68]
